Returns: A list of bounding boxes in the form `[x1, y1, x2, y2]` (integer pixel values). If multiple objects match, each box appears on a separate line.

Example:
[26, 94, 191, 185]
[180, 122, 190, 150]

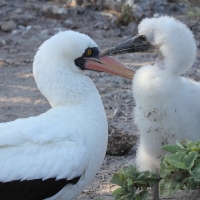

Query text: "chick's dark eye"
[87, 49, 93, 56]
[141, 36, 147, 42]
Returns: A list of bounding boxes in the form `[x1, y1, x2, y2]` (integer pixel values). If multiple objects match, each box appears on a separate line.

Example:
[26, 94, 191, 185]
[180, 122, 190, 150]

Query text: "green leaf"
[134, 180, 147, 186]
[139, 191, 150, 200]
[127, 192, 136, 200]
[135, 194, 141, 200]
[146, 177, 159, 187]
[159, 180, 170, 196]
[191, 166, 200, 180]
[162, 144, 181, 154]
[112, 188, 123, 195]
[129, 187, 136, 198]
[194, 158, 200, 167]
[165, 153, 186, 169]
[159, 178, 180, 196]
[183, 152, 198, 169]
[111, 173, 124, 187]
[174, 162, 186, 170]
[160, 157, 176, 178]
[127, 179, 134, 187]
[179, 177, 189, 189]
[176, 140, 184, 149]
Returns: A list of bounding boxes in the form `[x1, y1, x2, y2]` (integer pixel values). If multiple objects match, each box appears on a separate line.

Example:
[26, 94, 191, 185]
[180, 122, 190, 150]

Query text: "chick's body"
[133, 64, 200, 171]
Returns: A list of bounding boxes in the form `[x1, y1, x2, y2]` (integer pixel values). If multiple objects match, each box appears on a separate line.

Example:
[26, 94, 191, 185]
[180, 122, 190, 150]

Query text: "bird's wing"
[0, 108, 89, 199]
[0, 141, 88, 200]
[0, 107, 84, 145]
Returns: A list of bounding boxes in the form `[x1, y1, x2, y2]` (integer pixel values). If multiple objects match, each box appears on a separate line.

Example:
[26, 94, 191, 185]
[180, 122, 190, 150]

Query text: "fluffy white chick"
[100, 16, 197, 172]
[100, 16, 198, 199]
[133, 16, 197, 172]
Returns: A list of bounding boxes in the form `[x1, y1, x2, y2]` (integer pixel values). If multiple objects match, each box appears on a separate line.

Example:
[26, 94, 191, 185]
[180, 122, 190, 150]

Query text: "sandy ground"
[0, 0, 200, 199]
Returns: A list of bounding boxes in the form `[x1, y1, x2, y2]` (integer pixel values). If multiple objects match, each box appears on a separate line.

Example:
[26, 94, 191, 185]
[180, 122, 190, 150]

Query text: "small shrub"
[115, 4, 135, 26]
[110, 166, 159, 200]
[160, 140, 200, 196]
[185, 0, 200, 18]
[111, 140, 200, 200]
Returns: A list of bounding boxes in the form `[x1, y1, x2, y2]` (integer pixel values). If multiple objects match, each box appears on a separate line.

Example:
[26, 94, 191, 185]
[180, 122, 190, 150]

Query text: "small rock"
[42, 5, 68, 19]
[153, 13, 161, 18]
[113, 28, 122, 37]
[103, 25, 109, 30]
[63, 19, 77, 29]
[93, 21, 104, 28]
[0, 20, 17, 32]
[122, 35, 130, 40]
[18, 25, 26, 30]
[125, 99, 133, 104]
[106, 126, 137, 156]
[0, 39, 6, 46]
[15, 8, 23, 14]
[127, 21, 137, 35]
[11, 30, 20, 35]
[77, 6, 85, 14]
[26, 26, 32, 31]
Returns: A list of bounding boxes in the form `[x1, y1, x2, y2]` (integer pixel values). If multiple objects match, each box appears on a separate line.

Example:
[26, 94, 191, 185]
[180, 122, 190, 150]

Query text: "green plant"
[111, 140, 200, 200]
[120, 4, 134, 25]
[160, 140, 200, 196]
[110, 166, 159, 200]
[115, 4, 134, 26]
[185, 0, 200, 18]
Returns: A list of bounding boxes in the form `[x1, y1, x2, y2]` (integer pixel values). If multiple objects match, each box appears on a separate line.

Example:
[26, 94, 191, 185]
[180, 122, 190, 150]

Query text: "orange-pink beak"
[84, 56, 134, 80]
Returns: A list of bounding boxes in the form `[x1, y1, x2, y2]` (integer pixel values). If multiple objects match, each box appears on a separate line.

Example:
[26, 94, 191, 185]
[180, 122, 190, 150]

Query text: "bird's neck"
[155, 53, 165, 69]
[155, 44, 195, 75]
[33, 60, 103, 109]
[48, 73, 101, 108]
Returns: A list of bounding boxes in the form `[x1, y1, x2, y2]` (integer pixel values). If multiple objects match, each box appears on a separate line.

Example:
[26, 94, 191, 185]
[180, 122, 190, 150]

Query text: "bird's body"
[133, 65, 200, 172]
[100, 16, 198, 199]
[0, 30, 134, 200]
[0, 31, 107, 200]
[133, 16, 197, 172]
[0, 103, 107, 200]
[100, 15, 198, 172]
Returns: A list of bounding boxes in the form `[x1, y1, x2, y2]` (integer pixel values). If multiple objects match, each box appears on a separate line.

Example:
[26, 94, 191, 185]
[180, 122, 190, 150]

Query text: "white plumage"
[133, 16, 197, 172]
[99, 16, 198, 199]
[1, 29, 134, 200]
[100, 16, 198, 173]
[0, 30, 114, 200]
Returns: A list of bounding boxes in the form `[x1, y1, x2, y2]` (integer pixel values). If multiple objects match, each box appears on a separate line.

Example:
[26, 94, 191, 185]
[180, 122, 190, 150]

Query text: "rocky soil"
[0, 0, 200, 199]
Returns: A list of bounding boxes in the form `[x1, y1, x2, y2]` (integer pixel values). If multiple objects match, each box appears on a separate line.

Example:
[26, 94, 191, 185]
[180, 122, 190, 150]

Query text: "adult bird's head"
[34, 30, 134, 79]
[33, 30, 134, 107]
[100, 16, 197, 75]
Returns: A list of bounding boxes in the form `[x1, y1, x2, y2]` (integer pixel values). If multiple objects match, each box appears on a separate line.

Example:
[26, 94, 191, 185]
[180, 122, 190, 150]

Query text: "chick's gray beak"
[100, 35, 156, 57]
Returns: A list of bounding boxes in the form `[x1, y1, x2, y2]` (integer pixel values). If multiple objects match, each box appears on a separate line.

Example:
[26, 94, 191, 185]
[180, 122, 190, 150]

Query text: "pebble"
[103, 25, 109, 30]
[0, 39, 6, 46]
[0, 20, 17, 32]
[77, 6, 85, 14]
[42, 5, 68, 18]
[127, 21, 137, 35]
[93, 21, 104, 28]
[63, 19, 77, 29]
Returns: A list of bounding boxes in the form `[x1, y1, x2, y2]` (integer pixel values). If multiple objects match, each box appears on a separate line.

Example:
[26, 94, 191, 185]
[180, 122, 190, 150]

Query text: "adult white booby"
[0, 30, 134, 200]
[100, 16, 198, 199]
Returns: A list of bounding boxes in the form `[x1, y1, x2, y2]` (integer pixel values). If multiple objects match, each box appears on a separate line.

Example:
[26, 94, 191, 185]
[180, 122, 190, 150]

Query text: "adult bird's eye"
[141, 36, 147, 42]
[87, 49, 93, 56]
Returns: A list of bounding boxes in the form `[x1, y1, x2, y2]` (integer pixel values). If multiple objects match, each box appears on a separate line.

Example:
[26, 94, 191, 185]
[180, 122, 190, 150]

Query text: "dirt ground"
[0, 0, 200, 199]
